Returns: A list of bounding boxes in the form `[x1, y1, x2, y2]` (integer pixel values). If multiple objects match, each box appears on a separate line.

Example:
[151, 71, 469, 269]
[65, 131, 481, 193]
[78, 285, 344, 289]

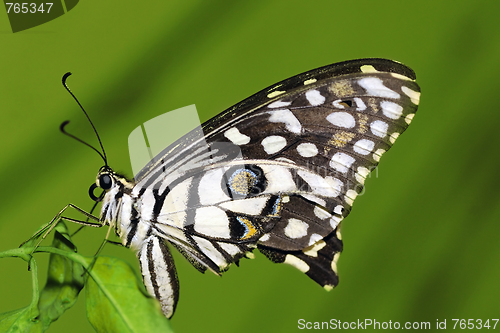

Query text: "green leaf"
[0, 306, 42, 333]
[37, 222, 85, 330]
[86, 256, 173, 333]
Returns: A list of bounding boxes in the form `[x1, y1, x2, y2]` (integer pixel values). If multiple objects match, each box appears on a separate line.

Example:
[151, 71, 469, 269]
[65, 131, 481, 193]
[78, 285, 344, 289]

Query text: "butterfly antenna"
[61, 72, 108, 166]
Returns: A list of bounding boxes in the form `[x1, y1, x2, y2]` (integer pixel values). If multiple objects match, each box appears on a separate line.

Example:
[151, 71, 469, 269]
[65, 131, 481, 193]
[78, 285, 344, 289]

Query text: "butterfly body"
[94, 58, 420, 318]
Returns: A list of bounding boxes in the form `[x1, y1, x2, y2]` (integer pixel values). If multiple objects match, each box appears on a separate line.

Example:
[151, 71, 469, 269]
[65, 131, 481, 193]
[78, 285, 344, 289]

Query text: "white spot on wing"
[267, 90, 285, 98]
[192, 235, 228, 269]
[325, 177, 344, 197]
[304, 78, 317, 85]
[194, 206, 231, 238]
[336, 227, 342, 240]
[359, 77, 400, 99]
[330, 152, 356, 174]
[268, 100, 292, 108]
[401, 86, 420, 105]
[297, 142, 318, 157]
[301, 194, 326, 206]
[405, 113, 415, 124]
[260, 165, 297, 193]
[360, 65, 378, 73]
[354, 97, 366, 111]
[268, 109, 302, 134]
[259, 234, 270, 242]
[261, 135, 287, 154]
[305, 89, 325, 106]
[224, 127, 250, 145]
[303, 239, 326, 257]
[198, 168, 231, 205]
[218, 243, 241, 256]
[331, 252, 341, 273]
[330, 215, 343, 229]
[391, 72, 412, 81]
[326, 112, 356, 128]
[381, 101, 403, 119]
[308, 233, 323, 246]
[160, 178, 192, 221]
[381, 101, 404, 120]
[314, 206, 331, 220]
[219, 197, 269, 215]
[355, 166, 370, 184]
[332, 100, 346, 109]
[284, 254, 310, 273]
[370, 120, 388, 138]
[373, 148, 385, 162]
[284, 218, 309, 239]
[344, 189, 358, 206]
[353, 139, 375, 155]
[389, 132, 400, 144]
[297, 170, 342, 197]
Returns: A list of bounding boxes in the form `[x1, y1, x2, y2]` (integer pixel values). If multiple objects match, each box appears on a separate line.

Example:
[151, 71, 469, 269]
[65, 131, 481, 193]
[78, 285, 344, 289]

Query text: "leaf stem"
[27, 257, 39, 320]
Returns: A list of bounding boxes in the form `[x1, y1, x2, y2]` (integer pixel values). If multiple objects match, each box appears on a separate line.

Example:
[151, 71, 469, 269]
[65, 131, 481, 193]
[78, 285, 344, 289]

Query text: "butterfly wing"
[133, 58, 420, 315]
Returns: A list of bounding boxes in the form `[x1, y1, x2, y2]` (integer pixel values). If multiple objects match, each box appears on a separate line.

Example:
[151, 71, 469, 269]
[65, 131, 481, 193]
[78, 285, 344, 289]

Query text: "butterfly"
[73, 58, 420, 318]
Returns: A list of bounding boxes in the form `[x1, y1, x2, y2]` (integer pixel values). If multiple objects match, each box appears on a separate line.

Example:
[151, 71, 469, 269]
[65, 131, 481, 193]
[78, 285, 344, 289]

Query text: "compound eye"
[99, 174, 113, 190]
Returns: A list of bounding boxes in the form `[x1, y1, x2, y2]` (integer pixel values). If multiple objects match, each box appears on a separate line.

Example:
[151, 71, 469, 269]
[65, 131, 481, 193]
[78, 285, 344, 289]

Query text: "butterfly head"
[89, 166, 133, 202]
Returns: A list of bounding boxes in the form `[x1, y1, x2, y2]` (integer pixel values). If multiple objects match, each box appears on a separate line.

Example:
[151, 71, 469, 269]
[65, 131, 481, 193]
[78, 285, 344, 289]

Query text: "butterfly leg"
[20, 203, 102, 251]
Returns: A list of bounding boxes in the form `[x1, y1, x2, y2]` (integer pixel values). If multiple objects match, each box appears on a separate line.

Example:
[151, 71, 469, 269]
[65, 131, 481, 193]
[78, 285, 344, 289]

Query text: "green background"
[1, 1, 500, 332]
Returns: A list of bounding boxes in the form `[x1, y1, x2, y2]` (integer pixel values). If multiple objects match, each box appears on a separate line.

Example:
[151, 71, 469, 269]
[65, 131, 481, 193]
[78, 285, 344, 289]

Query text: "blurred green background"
[1, 1, 500, 332]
